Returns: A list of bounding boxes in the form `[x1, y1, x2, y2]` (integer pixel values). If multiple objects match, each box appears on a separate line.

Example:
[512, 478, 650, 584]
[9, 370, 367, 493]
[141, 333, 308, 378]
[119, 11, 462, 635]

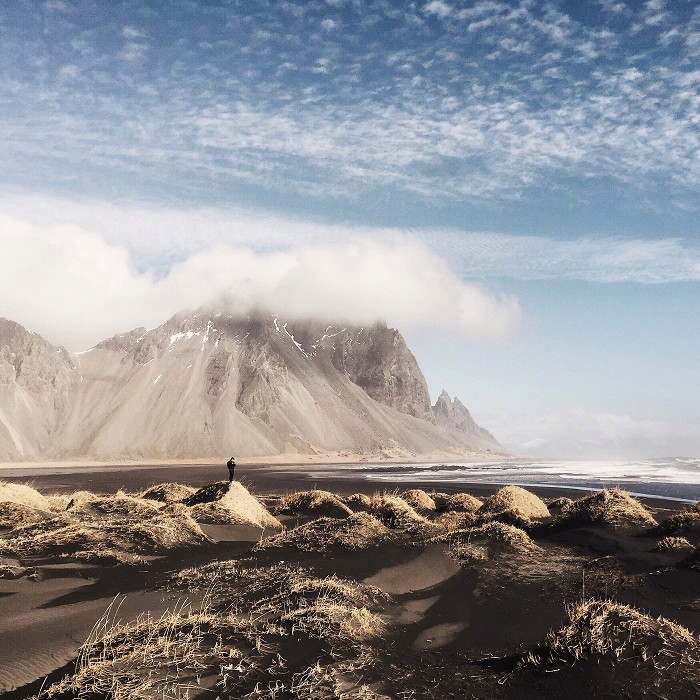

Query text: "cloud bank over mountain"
[0, 211, 521, 350]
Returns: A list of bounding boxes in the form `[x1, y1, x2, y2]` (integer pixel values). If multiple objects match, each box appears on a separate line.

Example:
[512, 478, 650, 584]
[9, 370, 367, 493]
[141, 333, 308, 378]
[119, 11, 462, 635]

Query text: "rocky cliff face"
[432, 389, 503, 452]
[0, 319, 76, 460]
[0, 309, 502, 461]
[283, 320, 435, 423]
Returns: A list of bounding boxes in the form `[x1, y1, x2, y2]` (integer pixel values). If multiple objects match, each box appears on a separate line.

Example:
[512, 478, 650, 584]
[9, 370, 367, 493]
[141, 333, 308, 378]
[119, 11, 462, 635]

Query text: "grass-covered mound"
[544, 488, 657, 531]
[652, 536, 693, 551]
[400, 489, 436, 512]
[0, 481, 50, 510]
[273, 489, 353, 519]
[140, 482, 196, 503]
[256, 512, 395, 552]
[520, 599, 700, 697]
[367, 495, 436, 534]
[183, 481, 281, 529]
[439, 521, 542, 564]
[0, 501, 48, 530]
[0, 481, 282, 564]
[547, 496, 573, 512]
[478, 486, 550, 521]
[175, 561, 388, 642]
[38, 563, 390, 700]
[0, 505, 207, 563]
[653, 502, 700, 541]
[69, 491, 163, 520]
[442, 492, 483, 513]
[343, 493, 373, 512]
[433, 510, 478, 532]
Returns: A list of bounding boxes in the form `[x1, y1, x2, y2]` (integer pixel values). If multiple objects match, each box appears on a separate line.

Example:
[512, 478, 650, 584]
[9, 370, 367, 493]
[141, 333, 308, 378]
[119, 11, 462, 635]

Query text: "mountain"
[432, 390, 503, 452]
[0, 318, 76, 460]
[0, 308, 502, 461]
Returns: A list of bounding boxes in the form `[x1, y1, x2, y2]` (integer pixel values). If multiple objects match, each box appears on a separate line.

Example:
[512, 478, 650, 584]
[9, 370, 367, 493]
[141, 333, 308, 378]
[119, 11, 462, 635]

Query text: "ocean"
[306, 457, 700, 503]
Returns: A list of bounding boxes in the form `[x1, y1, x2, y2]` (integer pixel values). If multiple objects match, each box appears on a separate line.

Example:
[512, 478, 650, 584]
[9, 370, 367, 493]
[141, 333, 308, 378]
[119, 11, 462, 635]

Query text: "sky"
[0, 0, 698, 457]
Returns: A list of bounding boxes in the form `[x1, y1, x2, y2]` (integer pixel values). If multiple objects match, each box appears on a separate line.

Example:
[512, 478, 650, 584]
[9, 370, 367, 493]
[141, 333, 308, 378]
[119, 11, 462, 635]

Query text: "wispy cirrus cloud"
[2, 193, 697, 284]
[1, 1, 699, 207]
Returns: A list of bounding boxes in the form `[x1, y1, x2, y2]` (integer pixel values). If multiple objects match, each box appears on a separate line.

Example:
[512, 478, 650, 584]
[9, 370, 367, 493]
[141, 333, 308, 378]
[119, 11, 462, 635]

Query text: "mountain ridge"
[0, 308, 503, 462]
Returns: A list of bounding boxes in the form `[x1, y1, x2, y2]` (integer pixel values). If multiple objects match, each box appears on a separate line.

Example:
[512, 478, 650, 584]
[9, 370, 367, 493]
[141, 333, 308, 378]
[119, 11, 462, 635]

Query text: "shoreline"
[0, 451, 513, 471]
[0, 460, 696, 509]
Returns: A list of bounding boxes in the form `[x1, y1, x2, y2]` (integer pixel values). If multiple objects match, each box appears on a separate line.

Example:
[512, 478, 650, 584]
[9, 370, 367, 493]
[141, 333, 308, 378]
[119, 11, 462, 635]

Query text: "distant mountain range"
[0, 306, 503, 462]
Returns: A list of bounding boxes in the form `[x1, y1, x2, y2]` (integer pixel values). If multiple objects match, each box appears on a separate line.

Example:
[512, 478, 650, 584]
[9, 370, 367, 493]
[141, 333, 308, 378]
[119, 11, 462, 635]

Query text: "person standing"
[226, 456, 236, 483]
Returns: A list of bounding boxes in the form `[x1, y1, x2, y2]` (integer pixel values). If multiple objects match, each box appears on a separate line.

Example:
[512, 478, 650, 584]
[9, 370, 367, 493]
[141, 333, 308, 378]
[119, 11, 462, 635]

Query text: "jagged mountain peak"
[432, 388, 503, 453]
[437, 388, 452, 404]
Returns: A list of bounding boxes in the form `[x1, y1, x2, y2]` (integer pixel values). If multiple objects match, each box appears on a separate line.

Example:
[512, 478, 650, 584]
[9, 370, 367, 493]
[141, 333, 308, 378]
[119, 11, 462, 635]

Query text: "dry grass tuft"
[46, 495, 73, 512]
[65, 490, 100, 511]
[479, 486, 550, 520]
[0, 481, 50, 510]
[548, 488, 657, 530]
[256, 512, 394, 552]
[653, 536, 694, 551]
[33, 584, 385, 699]
[140, 482, 196, 503]
[477, 520, 538, 547]
[282, 596, 384, 643]
[0, 501, 47, 530]
[183, 481, 281, 529]
[442, 493, 483, 513]
[525, 599, 700, 674]
[33, 599, 236, 699]
[438, 521, 541, 564]
[400, 489, 436, 512]
[548, 496, 573, 511]
[273, 489, 353, 519]
[0, 505, 207, 562]
[176, 561, 388, 640]
[433, 511, 478, 532]
[367, 495, 436, 534]
[653, 502, 700, 538]
[344, 493, 372, 512]
[76, 492, 164, 519]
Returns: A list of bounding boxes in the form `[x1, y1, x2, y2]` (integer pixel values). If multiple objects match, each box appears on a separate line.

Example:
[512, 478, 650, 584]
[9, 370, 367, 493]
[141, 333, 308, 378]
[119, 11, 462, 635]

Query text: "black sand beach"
[1, 465, 699, 699]
[1, 461, 697, 505]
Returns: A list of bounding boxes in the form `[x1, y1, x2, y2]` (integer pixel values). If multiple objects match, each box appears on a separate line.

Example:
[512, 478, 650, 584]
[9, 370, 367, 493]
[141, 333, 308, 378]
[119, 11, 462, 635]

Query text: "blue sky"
[0, 0, 698, 456]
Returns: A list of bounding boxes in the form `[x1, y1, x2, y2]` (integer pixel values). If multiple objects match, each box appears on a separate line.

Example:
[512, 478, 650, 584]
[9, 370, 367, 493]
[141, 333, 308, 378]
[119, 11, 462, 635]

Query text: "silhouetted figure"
[226, 456, 236, 483]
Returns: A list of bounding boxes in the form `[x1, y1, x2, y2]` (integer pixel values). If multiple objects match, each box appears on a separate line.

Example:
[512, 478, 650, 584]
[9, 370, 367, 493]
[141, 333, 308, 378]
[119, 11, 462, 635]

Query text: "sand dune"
[1, 480, 698, 698]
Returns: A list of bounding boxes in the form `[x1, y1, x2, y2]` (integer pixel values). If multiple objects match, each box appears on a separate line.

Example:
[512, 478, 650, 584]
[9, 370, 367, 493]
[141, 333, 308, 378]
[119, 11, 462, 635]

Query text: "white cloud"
[122, 26, 146, 39]
[433, 231, 700, 283]
[121, 41, 148, 61]
[320, 18, 336, 31]
[2, 194, 697, 285]
[423, 1, 452, 18]
[57, 64, 80, 80]
[0, 211, 522, 350]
